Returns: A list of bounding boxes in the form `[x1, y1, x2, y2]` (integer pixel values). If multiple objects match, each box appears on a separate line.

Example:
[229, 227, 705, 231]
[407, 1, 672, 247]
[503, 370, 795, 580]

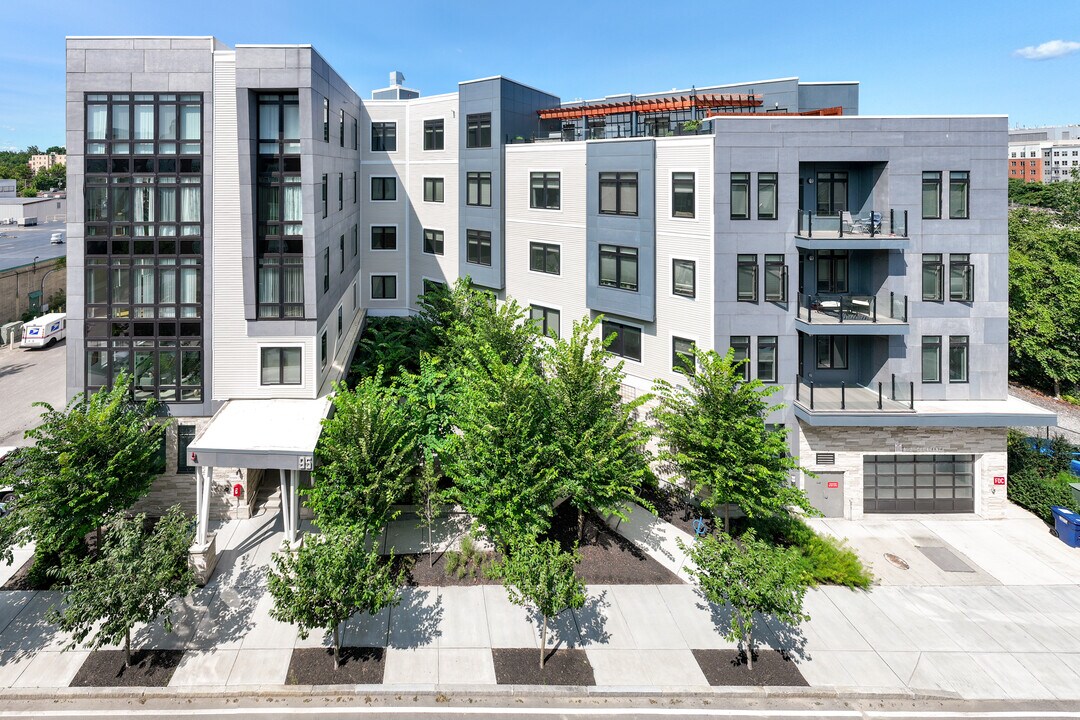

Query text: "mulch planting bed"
[492, 648, 595, 686]
[285, 647, 385, 685]
[546, 501, 683, 585]
[691, 648, 808, 687]
[0, 555, 43, 591]
[69, 648, 184, 687]
[638, 483, 716, 537]
[393, 552, 502, 587]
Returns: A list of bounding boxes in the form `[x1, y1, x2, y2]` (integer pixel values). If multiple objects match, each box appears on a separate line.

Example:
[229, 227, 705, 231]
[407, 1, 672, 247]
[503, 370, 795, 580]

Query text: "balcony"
[795, 374, 915, 414]
[795, 293, 908, 335]
[795, 209, 910, 250]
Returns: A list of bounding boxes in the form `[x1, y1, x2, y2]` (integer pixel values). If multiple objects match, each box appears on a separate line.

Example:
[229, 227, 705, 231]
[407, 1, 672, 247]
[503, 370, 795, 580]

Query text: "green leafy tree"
[493, 536, 585, 668]
[308, 372, 418, 537]
[50, 506, 195, 667]
[0, 374, 166, 578]
[32, 163, 66, 192]
[268, 530, 403, 669]
[444, 343, 559, 551]
[679, 530, 809, 670]
[652, 347, 812, 532]
[546, 317, 653, 540]
[45, 146, 66, 155]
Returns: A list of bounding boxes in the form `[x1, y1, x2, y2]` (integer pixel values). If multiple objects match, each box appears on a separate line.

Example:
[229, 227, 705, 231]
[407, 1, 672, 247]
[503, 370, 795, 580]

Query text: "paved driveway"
[0, 340, 66, 447]
[807, 503, 1080, 586]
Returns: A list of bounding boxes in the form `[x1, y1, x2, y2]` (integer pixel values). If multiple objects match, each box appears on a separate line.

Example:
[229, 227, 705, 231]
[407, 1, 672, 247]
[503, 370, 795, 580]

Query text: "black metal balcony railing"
[797, 209, 909, 239]
[796, 293, 908, 323]
[795, 374, 915, 412]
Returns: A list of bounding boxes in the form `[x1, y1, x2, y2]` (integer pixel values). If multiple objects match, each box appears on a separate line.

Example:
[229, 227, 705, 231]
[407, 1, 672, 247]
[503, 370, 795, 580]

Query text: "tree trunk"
[540, 614, 547, 669]
[1055, 378, 1062, 399]
[724, 504, 731, 534]
[95, 525, 102, 556]
[577, 508, 585, 544]
[333, 623, 341, 669]
[125, 628, 132, 668]
[745, 629, 753, 671]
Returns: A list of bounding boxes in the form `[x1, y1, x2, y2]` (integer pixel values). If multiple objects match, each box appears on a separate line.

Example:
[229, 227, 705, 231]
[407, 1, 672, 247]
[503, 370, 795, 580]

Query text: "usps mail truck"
[19, 313, 66, 348]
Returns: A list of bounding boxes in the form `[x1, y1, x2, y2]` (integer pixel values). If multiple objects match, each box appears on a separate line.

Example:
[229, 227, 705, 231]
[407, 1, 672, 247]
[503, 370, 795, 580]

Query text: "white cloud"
[1014, 39, 1080, 60]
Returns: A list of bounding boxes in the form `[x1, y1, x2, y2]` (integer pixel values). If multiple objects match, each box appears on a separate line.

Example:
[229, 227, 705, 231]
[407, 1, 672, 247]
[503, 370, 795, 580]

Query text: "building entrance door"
[807, 471, 845, 518]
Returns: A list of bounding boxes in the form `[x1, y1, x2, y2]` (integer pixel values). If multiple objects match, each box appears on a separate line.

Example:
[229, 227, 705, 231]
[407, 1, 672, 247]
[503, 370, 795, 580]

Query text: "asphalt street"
[0, 219, 67, 272]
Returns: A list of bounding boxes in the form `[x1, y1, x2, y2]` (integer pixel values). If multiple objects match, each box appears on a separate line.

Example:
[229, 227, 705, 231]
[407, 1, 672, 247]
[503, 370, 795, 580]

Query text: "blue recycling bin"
[1052, 506, 1080, 548]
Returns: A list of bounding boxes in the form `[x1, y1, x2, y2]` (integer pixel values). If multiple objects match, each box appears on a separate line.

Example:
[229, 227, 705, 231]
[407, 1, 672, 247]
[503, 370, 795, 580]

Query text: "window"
[949, 336, 969, 383]
[731, 336, 750, 381]
[423, 177, 444, 203]
[737, 254, 758, 302]
[815, 336, 848, 369]
[673, 337, 695, 375]
[322, 97, 329, 142]
[730, 172, 750, 219]
[530, 305, 560, 339]
[338, 234, 344, 272]
[466, 172, 492, 206]
[371, 226, 397, 250]
[352, 117, 357, 149]
[758, 172, 778, 220]
[922, 253, 944, 301]
[949, 171, 970, 219]
[466, 229, 491, 266]
[337, 173, 343, 211]
[339, 109, 344, 148]
[372, 275, 397, 299]
[321, 173, 328, 218]
[371, 177, 396, 201]
[352, 171, 357, 204]
[260, 347, 302, 385]
[599, 244, 638, 291]
[322, 248, 329, 293]
[337, 306, 343, 337]
[599, 172, 638, 216]
[764, 254, 787, 302]
[466, 113, 491, 148]
[352, 225, 358, 256]
[423, 279, 446, 295]
[757, 336, 777, 383]
[530, 172, 560, 210]
[424, 119, 444, 151]
[320, 331, 327, 368]
[816, 249, 848, 294]
[672, 172, 695, 218]
[423, 229, 444, 256]
[371, 122, 397, 152]
[816, 171, 848, 215]
[922, 335, 941, 383]
[922, 171, 942, 219]
[177, 423, 197, 474]
[949, 253, 973, 302]
[530, 242, 560, 275]
[672, 259, 695, 298]
[603, 320, 641, 362]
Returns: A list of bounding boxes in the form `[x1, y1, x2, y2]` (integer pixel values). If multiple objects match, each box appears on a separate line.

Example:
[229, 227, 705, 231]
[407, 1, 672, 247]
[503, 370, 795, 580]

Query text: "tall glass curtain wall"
[256, 94, 304, 319]
[84, 93, 203, 402]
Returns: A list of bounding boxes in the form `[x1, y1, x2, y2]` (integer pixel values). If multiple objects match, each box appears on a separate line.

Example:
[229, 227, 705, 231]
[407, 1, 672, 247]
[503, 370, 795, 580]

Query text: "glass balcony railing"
[796, 209, 909, 239]
[795, 374, 915, 412]
[796, 293, 908, 324]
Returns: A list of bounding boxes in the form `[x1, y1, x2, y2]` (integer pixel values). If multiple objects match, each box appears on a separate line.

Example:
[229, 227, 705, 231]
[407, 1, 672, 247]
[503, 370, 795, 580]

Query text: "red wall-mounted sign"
[233, 483, 243, 498]
[827, 481, 839, 489]
[994, 476, 1006, 486]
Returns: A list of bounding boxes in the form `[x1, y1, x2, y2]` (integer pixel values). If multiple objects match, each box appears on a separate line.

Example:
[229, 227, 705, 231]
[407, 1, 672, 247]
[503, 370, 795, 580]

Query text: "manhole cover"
[884, 552, 910, 570]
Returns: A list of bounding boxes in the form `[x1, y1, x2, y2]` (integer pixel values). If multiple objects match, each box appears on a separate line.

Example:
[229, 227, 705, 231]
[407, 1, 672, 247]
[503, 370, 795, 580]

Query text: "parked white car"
[49, 231, 64, 244]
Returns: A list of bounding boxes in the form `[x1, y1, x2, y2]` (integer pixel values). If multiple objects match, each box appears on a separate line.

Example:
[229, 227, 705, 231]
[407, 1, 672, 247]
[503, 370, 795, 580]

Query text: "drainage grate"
[884, 553, 910, 570]
[917, 545, 975, 573]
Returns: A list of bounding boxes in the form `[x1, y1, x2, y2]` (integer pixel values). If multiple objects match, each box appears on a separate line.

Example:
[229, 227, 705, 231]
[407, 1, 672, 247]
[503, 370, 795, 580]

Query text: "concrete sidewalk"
[3, 506, 1080, 699]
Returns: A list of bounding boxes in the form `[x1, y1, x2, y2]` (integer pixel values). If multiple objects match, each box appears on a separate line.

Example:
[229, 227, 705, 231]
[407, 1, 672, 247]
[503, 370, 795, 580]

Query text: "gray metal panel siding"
[798, 83, 859, 115]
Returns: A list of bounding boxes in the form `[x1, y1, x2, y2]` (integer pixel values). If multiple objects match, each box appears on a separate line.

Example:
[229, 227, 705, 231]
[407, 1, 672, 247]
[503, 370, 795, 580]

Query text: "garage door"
[863, 454, 975, 513]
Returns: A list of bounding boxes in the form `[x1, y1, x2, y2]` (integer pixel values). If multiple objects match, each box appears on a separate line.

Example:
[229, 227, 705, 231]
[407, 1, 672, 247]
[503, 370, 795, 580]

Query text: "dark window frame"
[603, 320, 642, 362]
[922, 171, 942, 219]
[423, 228, 445, 256]
[339, 109, 345, 148]
[599, 244, 638, 291]
[424, 119, 445, 151]
[599, 172, 638, 216]
[815, 335, 849, 370]
[530, 305, 560, 339]
[731, 336, 751, 381]
[529, 242, 560, 275]
[321, 247, 329, 293]
[322, 97, 329, 143]
[371, 226, 398, 251]
[338, 234, 344, 273]
[466, 171, 492, 207]
[530, 172, 561, 210]
[371, 121, 397, 152]
[672, 172, 695, 218]
[371, 274, 398, 300]
[423, 177, 445, 203]
[672, 258, 695, 298]
[757, 336, 778, 383]
[922, 335, 942, 384]
[949, 335, 969, 383]
[764, 253, 787, 302]
[922, 253, 944, 301]
[260, 347, 303, 386]
[949, 253, 974, 302]
[177, 423, 197, 474]
[371, 176, 397, 201]
[758, 172, 778, 220]
[466, 229, 492, 266]
[737, 254, 758, 302]
[949, 171, 970, 219]
[730, 172, 750, 220]
[672, 336, 695, 375]
[337, 173, 343, 211]
[466, 113, 491, 148]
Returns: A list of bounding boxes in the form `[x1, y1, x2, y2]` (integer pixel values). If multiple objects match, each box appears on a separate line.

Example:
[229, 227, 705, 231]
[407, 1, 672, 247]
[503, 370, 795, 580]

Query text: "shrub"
[1008, 429, 1076, 477]
[748, 514, 873, 590]
[1008, 469, 1078, 524]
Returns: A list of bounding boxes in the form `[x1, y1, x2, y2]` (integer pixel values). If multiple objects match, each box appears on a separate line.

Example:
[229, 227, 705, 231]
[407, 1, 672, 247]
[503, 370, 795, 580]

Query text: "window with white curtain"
[134, 105, 154, 140]
[180, 185, 200, 223]
[133, 260, 155, 305]
[180, 105, 200, 140]
[87, 105, 107, 140]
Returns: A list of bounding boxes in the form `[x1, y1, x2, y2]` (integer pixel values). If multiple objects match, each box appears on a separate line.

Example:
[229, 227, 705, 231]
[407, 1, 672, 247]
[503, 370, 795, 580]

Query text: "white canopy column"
[195, 465, 214, 546]
[279, 468, 301, 546]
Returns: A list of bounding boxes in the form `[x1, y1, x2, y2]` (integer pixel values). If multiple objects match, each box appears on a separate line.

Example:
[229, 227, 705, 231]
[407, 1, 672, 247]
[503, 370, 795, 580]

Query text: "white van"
[19, 312, 66, 348]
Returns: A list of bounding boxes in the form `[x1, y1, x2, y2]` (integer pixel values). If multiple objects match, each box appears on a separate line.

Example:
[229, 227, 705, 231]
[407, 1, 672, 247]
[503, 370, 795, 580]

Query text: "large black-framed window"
[922, 253, 944, 301]
[816, 171, 848, 215]
[731, 336, 750, 381]
[352, 171, 357, 204]
[599, 172, 637, 216]
[371, 177, 396, 201]
[757, 336, 778, 383]
[338, 235, 344, 272]
[372, 275, 397, 300]
[466, 172, 492, 206]
[260, 347, 302, 385]
[466, 229, 491, 266]
[949, 171, 970, 219]
[177, 423, 197, 474]
[371, 121, 397, 152]
[423, 177, 444, 203]
[337, 173, 343, 211]
[466, 113, 491, 148]
[424, 119, 444, 150]
[320, 331, 327, 368]
[530, 172, 560, 209]
[730, 172, 750, 219]
[758, 172, 778, 220]
[83, 92, 205, 403]
[322, 248, 329, 293]
[922, 335, 941, 383]
[816, 249, 849, 294]
[338, 109, 345, 148]
[603, 320, 642, 362]
[351, 225, 358, 256]
[672, 259, 695, 298]
[764, 253, 787, 302]
[922, 171, 942, 219]
[737, 254, 758, 302]
[423, 229, 445, 255]
[529, 242, 560, 275]
[949, 253, 973, 302]
[672, 172, 695, 218]
[599, 244, 638, 291]
[371, 226, 397, 250]
[321, 174, 328, 218]
[530, 305, 560, 339]
[673, 337, 695, 375]
[322, 97, 329, 142]
[815, 335, 848, 369]
[949, 336, 969, 383]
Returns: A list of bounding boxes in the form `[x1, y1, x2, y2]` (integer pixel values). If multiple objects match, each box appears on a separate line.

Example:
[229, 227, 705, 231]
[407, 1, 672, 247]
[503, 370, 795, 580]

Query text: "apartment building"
[65, 37, 1052, 574]
[1008, 124, 1080, 182]
[28, 153, 67, 174]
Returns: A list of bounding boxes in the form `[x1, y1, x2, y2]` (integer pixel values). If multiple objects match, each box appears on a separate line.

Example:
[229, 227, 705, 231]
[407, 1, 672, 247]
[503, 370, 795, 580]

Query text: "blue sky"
[2, 0, 1079, 151]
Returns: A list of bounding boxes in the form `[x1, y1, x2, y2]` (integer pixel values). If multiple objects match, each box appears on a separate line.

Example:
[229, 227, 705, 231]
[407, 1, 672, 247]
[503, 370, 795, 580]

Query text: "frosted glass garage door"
[863, 454, 975, 514]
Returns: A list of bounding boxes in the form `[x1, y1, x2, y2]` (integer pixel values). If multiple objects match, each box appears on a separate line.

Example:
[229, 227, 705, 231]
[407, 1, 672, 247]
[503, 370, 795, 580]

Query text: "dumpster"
[1052, 506, 1080, 548]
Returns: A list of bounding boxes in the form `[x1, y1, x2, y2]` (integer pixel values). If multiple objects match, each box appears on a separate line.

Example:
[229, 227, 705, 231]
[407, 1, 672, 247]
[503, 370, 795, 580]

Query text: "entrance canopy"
[188, 397, 331, 470]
